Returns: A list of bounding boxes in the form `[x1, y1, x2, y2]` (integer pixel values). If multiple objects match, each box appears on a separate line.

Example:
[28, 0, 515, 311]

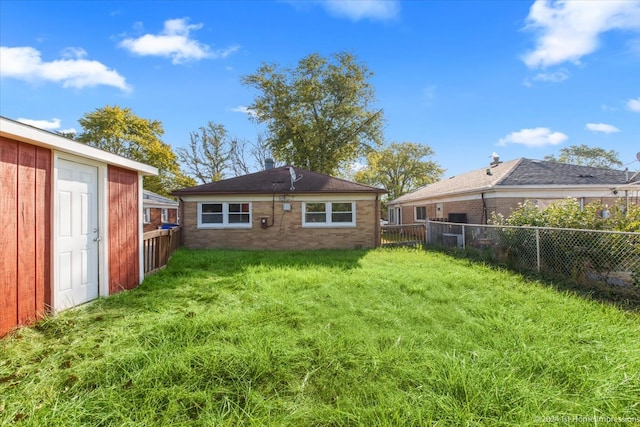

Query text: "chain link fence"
[420, 221, 640, 302]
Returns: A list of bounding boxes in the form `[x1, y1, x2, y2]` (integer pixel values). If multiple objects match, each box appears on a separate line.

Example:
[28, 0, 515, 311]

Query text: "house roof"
[143, 190, 178, 208]
[0, 116, 157, 176]
[390, 158, 637, 204]
[172, 166, 387, 196]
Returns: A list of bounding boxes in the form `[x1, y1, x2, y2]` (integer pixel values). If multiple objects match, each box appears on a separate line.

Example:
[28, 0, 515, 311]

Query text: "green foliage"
[242, 52, 384, 175]
[76, 105, 195, 196]
[354, 142, 445, 200]
[2, 249, 639, 425]
[490, 198, 640, 285]
[492, 197, 640, 232]
[544, 144, 622, 169]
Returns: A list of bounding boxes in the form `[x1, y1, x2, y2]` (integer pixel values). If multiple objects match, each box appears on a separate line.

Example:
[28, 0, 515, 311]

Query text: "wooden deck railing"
[143, 227, 181, 275]
[381, 224, 426, 247]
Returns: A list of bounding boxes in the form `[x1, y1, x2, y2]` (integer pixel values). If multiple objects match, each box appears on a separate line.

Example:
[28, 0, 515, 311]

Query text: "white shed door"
[55, 159, 99, 310]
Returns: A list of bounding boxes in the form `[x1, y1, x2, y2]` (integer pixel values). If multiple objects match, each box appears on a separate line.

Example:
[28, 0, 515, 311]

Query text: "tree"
[76, 105, 195, 196]
[177, 122, 236, 184]
[354, 142, 445, 201]
[544, 144, 622, 169]
[242, 52, 384, 175]
[229, 133, 275, 176]
[178, 124, 276, 181]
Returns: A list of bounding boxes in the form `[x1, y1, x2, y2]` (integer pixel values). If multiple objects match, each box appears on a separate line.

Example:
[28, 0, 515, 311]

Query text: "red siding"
[36, 148, 51, 315]
[1, 137, 51, 337]
[17, 144, 37, 325]
[108, 166, 140, 294]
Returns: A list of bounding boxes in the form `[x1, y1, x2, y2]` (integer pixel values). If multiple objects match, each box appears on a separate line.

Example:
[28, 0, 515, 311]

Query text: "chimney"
[265, 158, 275, 170]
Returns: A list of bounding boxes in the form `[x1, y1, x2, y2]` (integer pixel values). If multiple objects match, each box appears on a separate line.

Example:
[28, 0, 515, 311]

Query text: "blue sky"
[1, 0, 639, 178]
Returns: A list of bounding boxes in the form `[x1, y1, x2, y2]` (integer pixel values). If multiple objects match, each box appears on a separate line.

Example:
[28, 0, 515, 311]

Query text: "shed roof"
[143, 190, 178, 207]
[172, 166, 387, 196]
[391, 158, 636, 204]
[0, 116, 157, 176]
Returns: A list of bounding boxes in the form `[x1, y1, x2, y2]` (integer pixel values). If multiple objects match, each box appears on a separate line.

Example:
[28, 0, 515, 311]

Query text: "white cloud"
[627, 97, 640, 112]
[17, 117, 77, 134]
[60, 47, 88, 59]
[523, 69, 569, 86]
[0, 46, 130, 91]
[586, 122, 620, 133]
[320, 0, 399, 21]
[230, 105, 257, 117]
[498, 127, 568, 147]
[522, 0, 640, 68]
[534, 69, 569, 83]
[17, 117, 61, 130]
[119, 18, 239, 64]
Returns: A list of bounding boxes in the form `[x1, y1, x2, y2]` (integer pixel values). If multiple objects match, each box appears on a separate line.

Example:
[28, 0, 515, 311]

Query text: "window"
[161, 208, 169, 223]
[389, 207, 401, 224]
[303, 202, 355, 227]
[198, 202, 251, 228]
[143, 208, 151, 224]
[415, 206, 426, 221]
[228, 203, 250, 223]
[304, 202, 326, 223]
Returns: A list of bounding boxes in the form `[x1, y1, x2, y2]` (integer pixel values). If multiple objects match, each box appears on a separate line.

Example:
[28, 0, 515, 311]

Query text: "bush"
[490, 198, 640, 282]
[491, 198, 640, 232]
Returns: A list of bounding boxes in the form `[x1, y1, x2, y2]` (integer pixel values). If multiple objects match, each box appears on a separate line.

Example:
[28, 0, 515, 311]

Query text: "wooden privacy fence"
[143, 227, 181, 275]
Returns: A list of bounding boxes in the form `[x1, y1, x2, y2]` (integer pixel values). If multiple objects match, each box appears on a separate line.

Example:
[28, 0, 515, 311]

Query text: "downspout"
[375, 194, 381, 247]
[179, 197, 185, 246]
[481, 192, 487, 224]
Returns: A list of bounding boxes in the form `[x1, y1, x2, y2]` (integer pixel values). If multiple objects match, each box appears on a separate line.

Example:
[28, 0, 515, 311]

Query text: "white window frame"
[143, 208, 151, 224]
[389, 207, 401, 225]
[415, 206, 426, 222]
[197, 202, 252, 229]
[302, 201, 356, 227]
[161, 208, 169, 223]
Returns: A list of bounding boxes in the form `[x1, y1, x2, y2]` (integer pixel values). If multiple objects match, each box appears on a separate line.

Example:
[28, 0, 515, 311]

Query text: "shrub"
[491, 197, 640, 232]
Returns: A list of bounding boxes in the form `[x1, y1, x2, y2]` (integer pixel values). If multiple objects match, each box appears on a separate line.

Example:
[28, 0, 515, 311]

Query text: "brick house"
[387, 158, 640, 225]
[143, 190, 179, 232]
[172, 165, 387, 250]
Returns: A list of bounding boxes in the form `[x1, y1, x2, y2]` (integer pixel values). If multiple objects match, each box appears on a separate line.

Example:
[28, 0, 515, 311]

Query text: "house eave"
[1, 116, 158, 176]
[389, 183, 625, 206]
[172, 189, 387, 197]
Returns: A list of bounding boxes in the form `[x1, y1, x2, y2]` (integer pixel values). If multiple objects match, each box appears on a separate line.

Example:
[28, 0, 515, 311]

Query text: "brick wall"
[398, 195, 628, 226]
[143, 207, 178, 232]
[182, 199, 379, 250]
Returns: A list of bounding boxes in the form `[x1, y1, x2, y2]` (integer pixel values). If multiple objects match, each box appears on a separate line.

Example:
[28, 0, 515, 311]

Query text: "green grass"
[1, 248, 639, 426]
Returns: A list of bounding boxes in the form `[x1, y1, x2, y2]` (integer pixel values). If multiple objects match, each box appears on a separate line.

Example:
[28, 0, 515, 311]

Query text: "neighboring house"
[143, 189, 179, 232]
[387, 158, 640, 225]
[172, 165, 387, 250]
[0, 116, 157, 337]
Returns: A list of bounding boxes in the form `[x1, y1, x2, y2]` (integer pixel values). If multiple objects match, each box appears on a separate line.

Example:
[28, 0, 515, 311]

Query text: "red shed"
[0, 117, 157, 337]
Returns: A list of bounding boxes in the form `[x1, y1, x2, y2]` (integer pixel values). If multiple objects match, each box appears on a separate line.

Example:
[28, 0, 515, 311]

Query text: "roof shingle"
[172, 166, 387, 195]
[391, 158, 635, 204]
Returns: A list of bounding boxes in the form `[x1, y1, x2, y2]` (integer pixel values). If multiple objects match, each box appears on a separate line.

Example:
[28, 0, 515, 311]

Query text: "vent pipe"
[265, 158, 275, 170]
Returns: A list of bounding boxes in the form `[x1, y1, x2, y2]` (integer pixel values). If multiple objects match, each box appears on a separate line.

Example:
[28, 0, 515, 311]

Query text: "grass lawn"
[1, 248, 639, 426]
